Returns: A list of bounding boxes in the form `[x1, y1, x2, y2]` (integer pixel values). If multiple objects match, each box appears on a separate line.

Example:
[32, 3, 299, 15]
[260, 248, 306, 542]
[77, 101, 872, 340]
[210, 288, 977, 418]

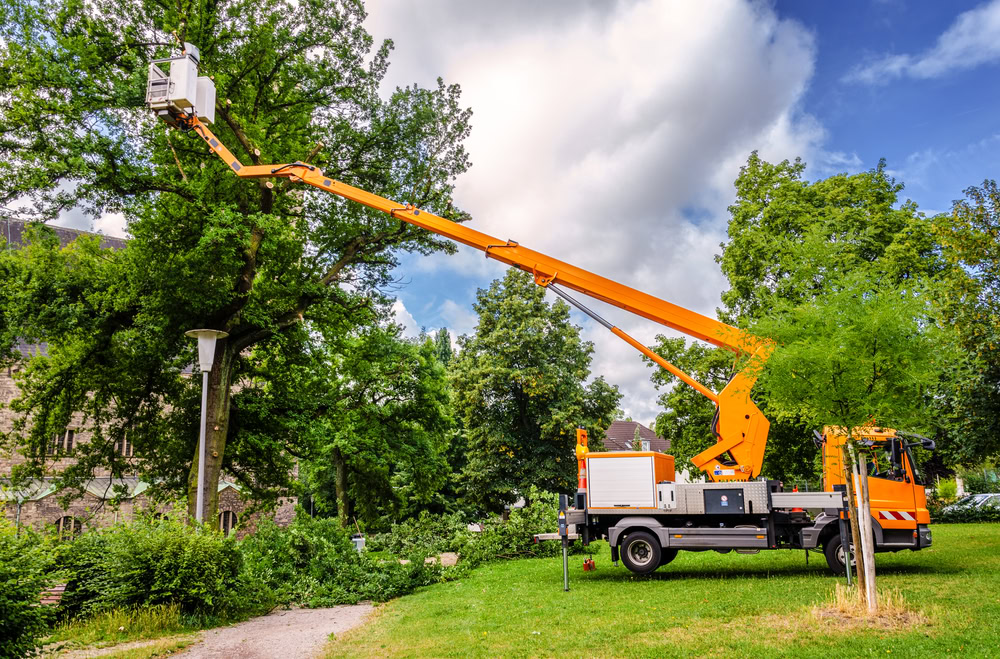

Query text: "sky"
[63, 0, 1000, 428]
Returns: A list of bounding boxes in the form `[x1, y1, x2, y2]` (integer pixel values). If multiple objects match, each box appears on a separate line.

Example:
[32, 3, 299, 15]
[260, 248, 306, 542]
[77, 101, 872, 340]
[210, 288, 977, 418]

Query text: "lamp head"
[185, 329, 229, 372]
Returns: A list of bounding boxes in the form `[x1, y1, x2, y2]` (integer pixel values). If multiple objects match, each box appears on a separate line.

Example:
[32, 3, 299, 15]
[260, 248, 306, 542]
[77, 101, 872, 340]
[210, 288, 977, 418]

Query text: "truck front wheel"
[621, 531, 661, 575]
[823, 534, 855, 576]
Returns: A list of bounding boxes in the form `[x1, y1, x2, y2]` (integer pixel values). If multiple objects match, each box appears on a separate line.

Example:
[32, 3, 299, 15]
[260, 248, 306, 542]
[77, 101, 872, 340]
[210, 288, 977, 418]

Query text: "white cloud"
[367, 0, 824, 424]
[390, 299, 420, 338]
[845, 0, 1000, 84]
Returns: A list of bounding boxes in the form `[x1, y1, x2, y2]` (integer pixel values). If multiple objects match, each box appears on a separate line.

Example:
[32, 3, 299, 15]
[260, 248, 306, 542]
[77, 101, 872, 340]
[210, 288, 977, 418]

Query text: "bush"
[56, 515, 243, 619]
[937, 478, 958, 500]
[933, 500, 1000, 524]
[238, 512, 444, 609]
[0, 520, 54, 659]
[963, 471, 999, 496]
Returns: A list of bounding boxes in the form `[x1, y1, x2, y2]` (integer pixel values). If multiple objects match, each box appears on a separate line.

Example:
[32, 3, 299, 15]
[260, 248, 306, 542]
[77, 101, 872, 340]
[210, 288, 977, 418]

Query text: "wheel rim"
[628, 539, 654, 567]
[836, 543, 857, 567]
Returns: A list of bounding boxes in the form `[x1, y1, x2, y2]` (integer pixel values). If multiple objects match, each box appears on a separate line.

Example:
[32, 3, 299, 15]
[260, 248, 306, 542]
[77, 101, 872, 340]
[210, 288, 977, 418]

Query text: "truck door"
[861, 440, 918, 547]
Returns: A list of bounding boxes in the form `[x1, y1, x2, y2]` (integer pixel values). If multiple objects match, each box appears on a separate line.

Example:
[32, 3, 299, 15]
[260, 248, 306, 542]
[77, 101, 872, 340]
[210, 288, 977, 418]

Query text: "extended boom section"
[161, 94, 771, 480]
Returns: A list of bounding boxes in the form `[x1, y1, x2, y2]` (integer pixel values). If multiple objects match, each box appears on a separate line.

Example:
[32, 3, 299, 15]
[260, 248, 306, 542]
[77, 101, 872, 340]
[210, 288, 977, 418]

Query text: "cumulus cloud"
[390, 299, 421, 338]
[845, 0, 1000, 84]
[367, 0, 822, 421]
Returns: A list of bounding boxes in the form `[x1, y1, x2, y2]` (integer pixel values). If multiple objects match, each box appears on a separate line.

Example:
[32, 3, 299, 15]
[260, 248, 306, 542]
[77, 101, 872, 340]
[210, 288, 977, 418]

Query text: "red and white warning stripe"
[878, 510, 915, 521]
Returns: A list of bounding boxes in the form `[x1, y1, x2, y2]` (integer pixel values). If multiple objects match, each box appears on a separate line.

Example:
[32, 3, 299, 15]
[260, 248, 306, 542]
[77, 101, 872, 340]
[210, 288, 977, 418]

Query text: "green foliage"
[932, 180, 1000, 465]
[452, 269, 621, 512]
[937, 478, 958, 501]
[662, 153, 945, 481]
[963, 470, 1000, 495]
[749, 268, 942, 436]
[303, 326, 455, 527]
[367, 511, 470, 556]
[56, 516, 243, 619]
[0, 520, 54, 659]
[0, 0, 472, 519]
[237, 513, 442, 608]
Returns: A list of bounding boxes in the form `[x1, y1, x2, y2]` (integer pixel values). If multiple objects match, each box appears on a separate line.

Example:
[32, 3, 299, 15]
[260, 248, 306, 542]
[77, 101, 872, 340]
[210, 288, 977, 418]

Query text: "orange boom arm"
[183, 115, 772, 481]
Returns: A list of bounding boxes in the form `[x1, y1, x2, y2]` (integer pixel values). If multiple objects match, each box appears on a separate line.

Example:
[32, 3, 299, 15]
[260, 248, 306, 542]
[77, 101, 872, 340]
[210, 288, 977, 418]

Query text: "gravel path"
[178, 605, 374, 659]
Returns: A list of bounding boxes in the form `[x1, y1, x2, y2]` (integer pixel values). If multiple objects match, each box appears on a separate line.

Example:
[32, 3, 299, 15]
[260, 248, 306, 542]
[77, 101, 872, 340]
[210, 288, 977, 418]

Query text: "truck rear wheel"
[621, 531, 661, 575]
[824, 534, 855, 576]
[659, 548, 678, 567]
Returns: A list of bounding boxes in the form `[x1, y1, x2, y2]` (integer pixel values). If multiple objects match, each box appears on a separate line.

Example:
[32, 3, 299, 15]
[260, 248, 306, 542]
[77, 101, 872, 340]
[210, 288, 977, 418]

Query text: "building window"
[641, 439, 650, 451]
[48, 429, 75, 456]
[219, 511, 238, 536]
[114, 437, 134, 457]
[56, 515, 81, 540]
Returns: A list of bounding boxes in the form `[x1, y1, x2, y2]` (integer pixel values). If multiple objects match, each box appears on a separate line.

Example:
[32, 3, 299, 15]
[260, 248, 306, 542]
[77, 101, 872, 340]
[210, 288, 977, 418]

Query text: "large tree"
[932, 180, 1000, 465]
[452, 269, 621, 512]
[303, 326, 453, 527]
[651, 153, 941, 482]
[0, 0, 471, 522]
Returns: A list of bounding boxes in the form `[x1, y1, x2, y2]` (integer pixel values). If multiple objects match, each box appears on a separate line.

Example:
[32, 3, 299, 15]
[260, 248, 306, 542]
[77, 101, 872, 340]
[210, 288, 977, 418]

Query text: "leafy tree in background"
[452, 269, 621, 512]
[0, 0, 471, 521]
[433, 327, 454, 366]
[304, 326, 453, 527]
[932, 180, 1000, 465]
[651, 153, 940, 482]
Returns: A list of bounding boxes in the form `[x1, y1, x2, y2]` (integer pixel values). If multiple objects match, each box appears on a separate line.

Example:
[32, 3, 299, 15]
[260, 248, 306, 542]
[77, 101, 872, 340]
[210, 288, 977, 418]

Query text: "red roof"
[603, 420, 670, 453]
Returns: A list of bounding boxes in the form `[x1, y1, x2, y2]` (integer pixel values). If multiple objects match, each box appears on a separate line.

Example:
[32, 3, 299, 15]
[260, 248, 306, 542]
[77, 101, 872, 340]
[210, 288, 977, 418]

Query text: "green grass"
[325, 524, 1000, 658]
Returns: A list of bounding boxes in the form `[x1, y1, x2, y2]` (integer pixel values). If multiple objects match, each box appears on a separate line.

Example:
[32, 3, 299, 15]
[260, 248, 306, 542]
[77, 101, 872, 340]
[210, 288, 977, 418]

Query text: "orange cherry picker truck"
[146, 45, 934, 577]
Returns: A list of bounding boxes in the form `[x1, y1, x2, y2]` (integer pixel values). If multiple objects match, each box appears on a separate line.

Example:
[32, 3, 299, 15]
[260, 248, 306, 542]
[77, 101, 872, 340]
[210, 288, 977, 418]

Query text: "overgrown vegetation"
[4, 495, 567, 655]
[0, 520, 54, 659]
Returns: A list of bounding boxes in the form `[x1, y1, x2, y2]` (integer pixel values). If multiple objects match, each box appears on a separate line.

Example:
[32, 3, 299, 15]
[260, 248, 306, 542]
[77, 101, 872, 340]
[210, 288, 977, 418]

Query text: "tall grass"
[48, 604, 186, 647]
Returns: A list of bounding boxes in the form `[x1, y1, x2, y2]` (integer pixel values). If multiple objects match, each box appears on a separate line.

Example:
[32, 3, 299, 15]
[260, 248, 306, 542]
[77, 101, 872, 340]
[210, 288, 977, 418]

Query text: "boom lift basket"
[145, 43, 215, 125]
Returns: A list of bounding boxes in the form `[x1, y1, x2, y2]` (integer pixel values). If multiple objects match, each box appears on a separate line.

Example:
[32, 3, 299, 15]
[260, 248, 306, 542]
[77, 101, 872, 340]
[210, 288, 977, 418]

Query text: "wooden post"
[857, 451, 878, 612]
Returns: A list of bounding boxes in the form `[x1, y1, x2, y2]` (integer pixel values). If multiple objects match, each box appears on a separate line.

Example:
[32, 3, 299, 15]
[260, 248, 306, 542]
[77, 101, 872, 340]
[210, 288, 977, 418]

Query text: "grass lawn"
[326, 524, 1000, 658]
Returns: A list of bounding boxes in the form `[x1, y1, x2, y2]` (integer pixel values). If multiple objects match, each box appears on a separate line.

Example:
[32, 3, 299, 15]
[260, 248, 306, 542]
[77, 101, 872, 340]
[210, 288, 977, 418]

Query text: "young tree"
[0, 0, 471, 521]
[452, 269, 621, 512]
[631, 424, 642, 451]
[748, 266, 943, 612]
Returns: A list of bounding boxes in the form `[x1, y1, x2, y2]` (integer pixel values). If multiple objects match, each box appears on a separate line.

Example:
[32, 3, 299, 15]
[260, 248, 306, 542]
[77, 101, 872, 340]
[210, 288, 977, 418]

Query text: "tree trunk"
[857, 455, 878, 612]
[842, 443, 865, 595]
[186, 338, 234, 527]
[332, 446, 351, 527]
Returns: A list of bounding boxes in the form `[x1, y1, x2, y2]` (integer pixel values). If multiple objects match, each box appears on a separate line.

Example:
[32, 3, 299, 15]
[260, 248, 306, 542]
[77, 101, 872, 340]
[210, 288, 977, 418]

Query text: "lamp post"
[185, 329, 228, 523]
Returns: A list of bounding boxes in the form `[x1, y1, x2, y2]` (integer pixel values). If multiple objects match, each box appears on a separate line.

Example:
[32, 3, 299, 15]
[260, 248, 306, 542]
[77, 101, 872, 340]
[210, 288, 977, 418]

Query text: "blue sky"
[71, 1, 1000, 427]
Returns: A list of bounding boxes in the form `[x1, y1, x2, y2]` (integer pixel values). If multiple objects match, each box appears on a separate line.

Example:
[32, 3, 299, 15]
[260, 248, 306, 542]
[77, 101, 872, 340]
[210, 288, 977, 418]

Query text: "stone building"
[1, 220, 296, 537]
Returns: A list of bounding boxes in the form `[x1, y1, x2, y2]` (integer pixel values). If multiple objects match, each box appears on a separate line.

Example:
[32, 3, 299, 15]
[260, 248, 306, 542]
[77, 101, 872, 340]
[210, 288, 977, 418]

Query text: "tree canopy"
[651, 153, 944, 481]
[452, 269, 620, 511]
[0, 0, 472, 521]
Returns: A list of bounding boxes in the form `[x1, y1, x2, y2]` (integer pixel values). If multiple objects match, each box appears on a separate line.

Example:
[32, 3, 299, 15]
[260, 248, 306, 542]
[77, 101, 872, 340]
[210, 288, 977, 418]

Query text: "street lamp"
[185, 329, 228, 523]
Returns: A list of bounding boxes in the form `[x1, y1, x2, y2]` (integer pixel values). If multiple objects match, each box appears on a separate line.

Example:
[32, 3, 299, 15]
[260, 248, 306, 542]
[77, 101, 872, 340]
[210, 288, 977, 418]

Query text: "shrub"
[933, 500, 1000, 524]
[0, 520, 54, 659]
[963, 471, 999, 496]
[238, 512, 444, 608]
[936, 478, 957, 501]
[56, 515, 243, 619]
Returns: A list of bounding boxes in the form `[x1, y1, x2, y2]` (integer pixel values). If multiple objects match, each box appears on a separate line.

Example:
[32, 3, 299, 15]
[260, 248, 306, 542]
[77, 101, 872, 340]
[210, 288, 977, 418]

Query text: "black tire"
[659, 548, 679, 567]
[824, 534, 855, 576]
[621, 531, 661, 575]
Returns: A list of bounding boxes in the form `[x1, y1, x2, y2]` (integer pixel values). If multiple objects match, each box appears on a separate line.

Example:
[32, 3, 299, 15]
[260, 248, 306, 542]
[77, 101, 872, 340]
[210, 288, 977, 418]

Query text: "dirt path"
[178, 605, 374, 659]
[50, 605, 374, 659]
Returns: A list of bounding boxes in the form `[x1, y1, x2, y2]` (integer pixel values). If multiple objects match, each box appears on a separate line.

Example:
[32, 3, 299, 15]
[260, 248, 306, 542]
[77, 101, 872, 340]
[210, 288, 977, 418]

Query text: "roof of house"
[2, 219, 126, 251]
[603, 420, 670, 453]
[0, 478, 241, 502]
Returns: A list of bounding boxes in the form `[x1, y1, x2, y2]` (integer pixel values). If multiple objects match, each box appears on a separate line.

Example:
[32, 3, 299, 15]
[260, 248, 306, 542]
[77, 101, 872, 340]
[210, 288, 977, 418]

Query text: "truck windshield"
[904, 445, 925, 485]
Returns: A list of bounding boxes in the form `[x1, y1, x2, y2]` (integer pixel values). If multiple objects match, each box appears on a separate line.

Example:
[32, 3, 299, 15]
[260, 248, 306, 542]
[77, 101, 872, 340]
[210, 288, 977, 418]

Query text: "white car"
[942, 493, 1000, 513]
